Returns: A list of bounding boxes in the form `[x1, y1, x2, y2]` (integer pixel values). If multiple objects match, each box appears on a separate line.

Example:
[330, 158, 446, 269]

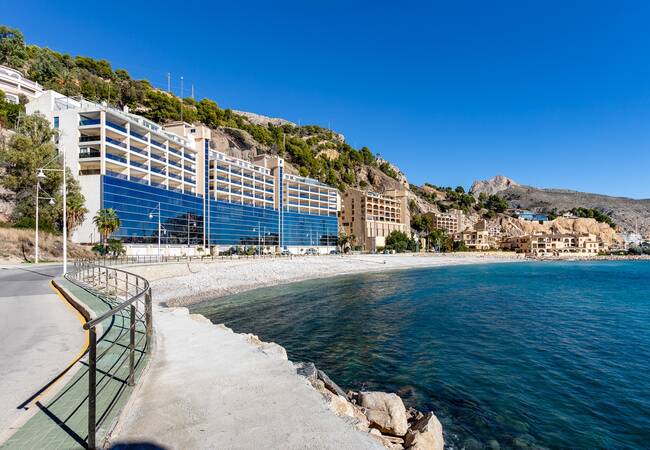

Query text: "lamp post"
[148, 202, 161, 260]
[252, 222, 261, 255]
[37, 148, 67, 275]
[187, 213, 196, 249]
[34, 181, 56, 264]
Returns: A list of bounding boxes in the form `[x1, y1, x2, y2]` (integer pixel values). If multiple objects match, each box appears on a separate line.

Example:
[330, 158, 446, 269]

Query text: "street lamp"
[148, 202, 161, 260]
[252, 221, 261, 255]
[36, 150, 67, 275]
[187, 213, 196, 249]
[34, 181, 56, 264]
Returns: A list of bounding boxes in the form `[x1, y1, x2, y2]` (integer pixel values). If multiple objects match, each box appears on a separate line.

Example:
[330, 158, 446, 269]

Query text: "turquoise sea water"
[192, 261, 650, 449]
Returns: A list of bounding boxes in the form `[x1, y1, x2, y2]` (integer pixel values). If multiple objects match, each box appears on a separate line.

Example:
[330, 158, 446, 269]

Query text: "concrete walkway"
[0, 265, 84, 435]
[1, 277, 149, 449]
[110, 306, 382, 450]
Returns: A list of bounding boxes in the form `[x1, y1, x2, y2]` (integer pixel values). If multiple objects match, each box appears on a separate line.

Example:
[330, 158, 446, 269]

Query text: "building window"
[53, 116, 59, 128]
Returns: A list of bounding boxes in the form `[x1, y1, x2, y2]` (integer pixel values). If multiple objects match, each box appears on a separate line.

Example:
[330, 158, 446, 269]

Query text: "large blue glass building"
[27, 91, 339, 254]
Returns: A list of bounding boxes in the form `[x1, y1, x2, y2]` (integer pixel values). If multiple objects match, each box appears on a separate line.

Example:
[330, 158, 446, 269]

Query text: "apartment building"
[27, 90, 338, 254]
[501, 233, 605, 255]
[453, 229, 492, 250]
[340, 188, 410, 251]
[0, 65, 43, 104]
[423, 210, 464, 234]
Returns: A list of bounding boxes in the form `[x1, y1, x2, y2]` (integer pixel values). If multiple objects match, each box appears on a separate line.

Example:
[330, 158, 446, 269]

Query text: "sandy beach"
[128, 252, 524, 307]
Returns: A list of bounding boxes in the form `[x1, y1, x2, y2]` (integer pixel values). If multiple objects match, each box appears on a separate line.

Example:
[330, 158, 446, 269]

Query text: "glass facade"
[103, 175, 204, 245]
[282, 210, 338, 248]
[103, 174, 336, 248]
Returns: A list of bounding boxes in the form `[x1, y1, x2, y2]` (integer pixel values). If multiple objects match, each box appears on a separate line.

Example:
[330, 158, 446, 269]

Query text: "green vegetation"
[410, 213, 454, 252]
[93, 208, 120, 243]
[384, 230, 418, 253]
[0, 90, 24, 128]
[0, 25, 388, 193]
[0, 114, 86, 235]
[569, 207, 616, 228]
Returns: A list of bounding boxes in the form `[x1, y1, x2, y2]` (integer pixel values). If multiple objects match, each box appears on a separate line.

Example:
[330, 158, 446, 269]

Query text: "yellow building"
[501, 233, 606, 255]
[340, 188, 410, 251]
[453, 229, 492, 250]
[423, 210, 464, 234]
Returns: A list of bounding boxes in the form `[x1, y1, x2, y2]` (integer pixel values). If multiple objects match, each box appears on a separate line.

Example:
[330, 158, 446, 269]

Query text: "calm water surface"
[192, 261, 650, 449]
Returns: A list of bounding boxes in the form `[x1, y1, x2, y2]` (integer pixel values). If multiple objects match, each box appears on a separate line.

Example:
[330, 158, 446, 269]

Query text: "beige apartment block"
[340, 188, 410, 251]
[423, 210, 465, 234]
[501, 233, 606, 255]
[453, 229, 492, 250]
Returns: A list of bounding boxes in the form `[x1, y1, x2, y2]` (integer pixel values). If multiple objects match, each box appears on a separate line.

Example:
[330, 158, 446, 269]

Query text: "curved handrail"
[64, 259, 153, 450]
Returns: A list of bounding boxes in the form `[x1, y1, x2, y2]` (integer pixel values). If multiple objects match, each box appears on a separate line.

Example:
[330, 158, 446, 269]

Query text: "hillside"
[471, 176, 650, 235]
[0, 25, 404, 195]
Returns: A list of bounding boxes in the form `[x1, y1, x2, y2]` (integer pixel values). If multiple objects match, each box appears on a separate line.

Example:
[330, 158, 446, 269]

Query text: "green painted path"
[2, 279, 149, 450]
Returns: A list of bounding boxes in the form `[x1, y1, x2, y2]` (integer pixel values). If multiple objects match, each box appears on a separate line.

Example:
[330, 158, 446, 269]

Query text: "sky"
[5, 0, 650, 198]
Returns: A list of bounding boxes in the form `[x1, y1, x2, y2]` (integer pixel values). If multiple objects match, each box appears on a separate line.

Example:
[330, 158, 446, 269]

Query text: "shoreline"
[127, 253, 525, 308]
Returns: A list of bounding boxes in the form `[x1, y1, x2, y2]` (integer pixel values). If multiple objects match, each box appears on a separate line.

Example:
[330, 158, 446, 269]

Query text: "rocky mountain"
[471, 176, 650, 235]
[470, 175, 518, 196]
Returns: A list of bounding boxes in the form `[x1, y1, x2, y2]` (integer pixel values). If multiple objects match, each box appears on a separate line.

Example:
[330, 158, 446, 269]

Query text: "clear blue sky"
[6, 1, 650, 198]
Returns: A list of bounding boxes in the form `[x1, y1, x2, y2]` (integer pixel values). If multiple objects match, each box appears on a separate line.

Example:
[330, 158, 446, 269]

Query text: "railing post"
[88, 327, 97, 450]
[128, 304, 135, 386]
[145, 288, 152, 349]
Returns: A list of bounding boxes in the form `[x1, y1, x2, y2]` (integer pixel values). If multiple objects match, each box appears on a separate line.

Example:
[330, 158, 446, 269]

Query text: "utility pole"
[191, 84, 194, 100]
[180, 76, 184, 122]
[167, 73, 171, 93]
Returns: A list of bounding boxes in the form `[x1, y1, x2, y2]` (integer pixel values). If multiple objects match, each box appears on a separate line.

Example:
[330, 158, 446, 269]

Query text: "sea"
[191, 261, 650, 449]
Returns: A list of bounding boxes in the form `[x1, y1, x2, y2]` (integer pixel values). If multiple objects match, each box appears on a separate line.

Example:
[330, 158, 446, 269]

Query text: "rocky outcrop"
[473, 176, 650, 235]
[404, 412, 444, 450]
[232, 110, 296, 127]
[470, 175, 519, 196]
[498, 216, 622, 244]
[356, 392, 408, 436]
[294, 362, 444, 450]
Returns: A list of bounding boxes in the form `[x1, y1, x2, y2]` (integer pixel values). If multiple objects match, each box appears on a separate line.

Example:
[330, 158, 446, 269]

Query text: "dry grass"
[0, 227, 94, 263]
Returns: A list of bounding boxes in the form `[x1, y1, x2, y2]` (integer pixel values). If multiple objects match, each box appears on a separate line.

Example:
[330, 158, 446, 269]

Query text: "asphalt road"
[0, 265, 84, 434]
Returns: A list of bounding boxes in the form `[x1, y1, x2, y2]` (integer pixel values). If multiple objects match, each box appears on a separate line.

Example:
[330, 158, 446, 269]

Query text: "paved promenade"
[0, 266, 149, 449]
[0, 265, 83, 436]
[110, 306, 382, 450]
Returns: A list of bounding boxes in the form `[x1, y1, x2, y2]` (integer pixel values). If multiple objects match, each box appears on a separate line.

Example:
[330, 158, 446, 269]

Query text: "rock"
[487, 439, 501, 450]
[259, 342, 288, 360]
[368, 428, 404, 450]
[463, 437, 483, 450]
[294, 362, 318, 382]
[406, 406, 424, 423]
[403, 412, 444, 450]
[358, 391, 408, 436]
[317, 369, 347, 398]
[312, 380, 370, 432]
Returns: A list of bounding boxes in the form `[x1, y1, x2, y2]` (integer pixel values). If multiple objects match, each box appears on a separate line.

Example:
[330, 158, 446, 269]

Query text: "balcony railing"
[106, 153, 127, 164]
[80, 135, 101, 143]
[168, 147, 182, 156]
[79, 118, 100, 126]
[151, 139, 165, 149]
[168, 160, 182, 169]
[106, 170, 128, 180]
[106, 136, 127, 149]
[79, 150, 101, 159]
[131, 160, 147, 169]
[150, 153, 165, 162]
[151, 166, 166, 175]
[130, 130, 147, 141]
[184, 176, 195, 183]
[130, 146, 147, 156]
[106, 120, 127, 133]
[169, 173, 182, 181]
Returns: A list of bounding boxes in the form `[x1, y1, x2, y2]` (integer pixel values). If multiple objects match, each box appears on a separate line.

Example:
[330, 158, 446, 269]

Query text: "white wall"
[73, 175, 100, 244]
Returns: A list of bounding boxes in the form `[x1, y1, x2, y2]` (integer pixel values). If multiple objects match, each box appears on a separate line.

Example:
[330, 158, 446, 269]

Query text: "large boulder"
[404, 412, 444, 450]
[358, 392, 408, 436]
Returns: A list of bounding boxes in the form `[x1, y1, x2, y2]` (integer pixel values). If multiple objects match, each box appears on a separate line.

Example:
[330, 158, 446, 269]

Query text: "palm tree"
[66, 195, 88, 238]
[93, 208, 120, 244]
